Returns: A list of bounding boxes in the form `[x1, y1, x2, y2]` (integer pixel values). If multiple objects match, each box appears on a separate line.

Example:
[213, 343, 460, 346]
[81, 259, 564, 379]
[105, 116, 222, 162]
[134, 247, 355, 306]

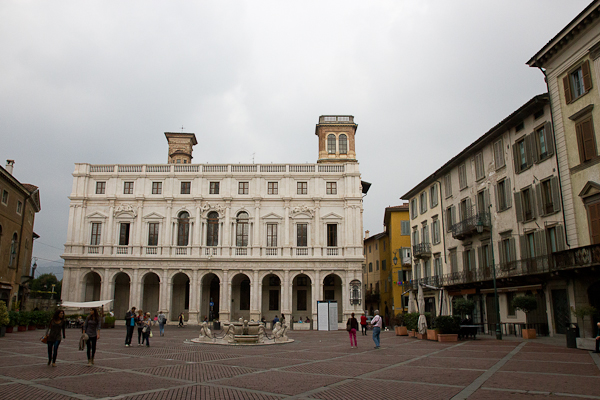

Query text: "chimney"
[5, 160, 14, 175]
[365, 230, 370, 239]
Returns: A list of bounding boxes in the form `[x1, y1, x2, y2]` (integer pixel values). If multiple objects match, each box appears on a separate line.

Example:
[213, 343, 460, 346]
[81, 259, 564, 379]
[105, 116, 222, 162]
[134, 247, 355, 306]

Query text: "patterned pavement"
[0, 325, 599, 399]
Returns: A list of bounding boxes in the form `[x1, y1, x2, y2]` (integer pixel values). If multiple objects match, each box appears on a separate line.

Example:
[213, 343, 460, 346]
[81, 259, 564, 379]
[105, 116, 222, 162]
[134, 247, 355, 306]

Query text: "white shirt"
[371, 315, 382, 328]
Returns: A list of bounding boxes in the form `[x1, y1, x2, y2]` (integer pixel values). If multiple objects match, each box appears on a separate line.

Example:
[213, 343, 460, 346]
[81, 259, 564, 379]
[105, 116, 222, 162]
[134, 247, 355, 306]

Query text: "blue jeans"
[47, 340, 60, 363]
[159, 323, 164, 335]
[372, 327, 381, 347]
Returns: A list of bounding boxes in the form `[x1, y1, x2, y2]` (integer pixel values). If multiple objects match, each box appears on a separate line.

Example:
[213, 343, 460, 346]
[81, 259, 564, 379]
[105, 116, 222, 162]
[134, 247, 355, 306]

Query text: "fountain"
[190, 318, 293, 346]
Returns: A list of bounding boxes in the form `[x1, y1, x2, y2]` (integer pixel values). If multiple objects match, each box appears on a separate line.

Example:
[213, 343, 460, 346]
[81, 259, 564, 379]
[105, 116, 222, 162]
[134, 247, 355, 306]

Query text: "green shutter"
[514, 192, 523, 222]
[551, 177, 561, 213]
[545, 122, 554, 156]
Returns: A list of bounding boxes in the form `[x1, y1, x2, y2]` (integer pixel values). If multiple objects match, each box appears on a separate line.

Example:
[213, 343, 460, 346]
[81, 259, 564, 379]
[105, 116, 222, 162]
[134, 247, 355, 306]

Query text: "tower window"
[327, 134, 336, 154]
[339, 134, 347, 154]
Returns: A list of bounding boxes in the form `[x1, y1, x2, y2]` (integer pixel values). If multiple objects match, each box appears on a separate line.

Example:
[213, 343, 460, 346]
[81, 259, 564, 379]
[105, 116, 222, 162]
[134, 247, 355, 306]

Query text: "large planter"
[395, 326, 408, 336]
[27, 325, 36, 331]
[437, 334, 459, 342]
[522, 328, 536, 339]
[576, 337, 595, 351]
[5, 326, 14, 333]
[416, 332, 426, 340]
[427, 329, 439, 341]
[0, 326, 5, 337]
[17, 326, 26, 332]
[407, 330, 415, 337]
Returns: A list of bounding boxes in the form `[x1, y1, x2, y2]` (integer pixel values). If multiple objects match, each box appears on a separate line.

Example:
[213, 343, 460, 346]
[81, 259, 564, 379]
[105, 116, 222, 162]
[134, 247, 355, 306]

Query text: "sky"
[0, 0, 592, 280]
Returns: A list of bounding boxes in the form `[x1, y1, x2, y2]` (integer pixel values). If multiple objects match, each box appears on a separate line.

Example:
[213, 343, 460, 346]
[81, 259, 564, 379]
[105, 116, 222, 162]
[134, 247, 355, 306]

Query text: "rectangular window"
[480, 243, 491, 269]
[368, 262, 373, 272]
[458, 163, 468, 190]
[401, 220, 410, 236]
[376, 260, 379, 270]
[297, 182, 307, 195]
[564, 60, 592, 104]
[411, 198, 418, 219]
[496, 178, 511, 212]
[269, 290, 279, 311]
[382, 259, 386, 271]
[297, 290, 307, 310]
[463, 248, 475, 271]
[421, 223, 429, 244]
[475, 152, 485, 181]
[267, 223, 277, 247]
[534, 123, 554, 161]
[432, 219, 440, 244]
[180, 182, 191, 194]
[326, 182, 337, 194]
[539, 177, 560, 216]
[16, 201, 22, 215]
[238, 182, 249, 195]
[444, 174, 452, 198]
[494, 138, 505, 170]
[575, 116, 598, 163]
[152, 182, 162, 194]
[148, 222, 159, 246]
[515, 187, 535, 222]
[267, 182, 278, 195]
[430, 184, 438, 208]
[513, 136, 533, 173]
[327, 224, 337, 247]
[1, 190, 7, 205]
[123, 182, 134, 194]
[236, 220, 249, 247]
[420, 191, 427, 213]
[297, 224, 307, 247]
[90, 223, 102, 245]
[96, 182, 106, 194]
[507, 292, 516, 316]
[446, 205, 455, 231]
[412, 229, 419, 246]
[209, 182, 220, 194]
[500, 237, 516, 269]
[449, 248, 458, 273]
[119, 223, 130, 246]
[434, 256, 442, 277]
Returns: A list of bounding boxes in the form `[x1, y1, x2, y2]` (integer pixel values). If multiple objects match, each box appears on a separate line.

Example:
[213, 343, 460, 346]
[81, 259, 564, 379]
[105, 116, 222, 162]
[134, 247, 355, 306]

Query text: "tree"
[453, 297, 475, 319]
[30, 273, 62, 299]
[511, 295, 538, 329]
[571, 305, 598, 338]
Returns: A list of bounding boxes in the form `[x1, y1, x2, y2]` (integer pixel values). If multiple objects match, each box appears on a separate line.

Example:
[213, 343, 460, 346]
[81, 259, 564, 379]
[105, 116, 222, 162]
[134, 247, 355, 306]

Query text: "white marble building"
[61, 116, 368, 327]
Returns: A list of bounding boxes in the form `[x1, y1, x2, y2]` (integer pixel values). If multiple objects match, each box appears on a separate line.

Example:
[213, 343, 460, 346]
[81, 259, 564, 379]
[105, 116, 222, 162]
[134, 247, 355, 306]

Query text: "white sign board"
[328, 302, 338, 331]
[317, 301, 329, 331]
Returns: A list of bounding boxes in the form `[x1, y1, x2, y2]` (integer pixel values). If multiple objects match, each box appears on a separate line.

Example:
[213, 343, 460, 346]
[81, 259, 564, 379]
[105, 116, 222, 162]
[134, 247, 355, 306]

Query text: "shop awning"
[60, 300, 113, 308]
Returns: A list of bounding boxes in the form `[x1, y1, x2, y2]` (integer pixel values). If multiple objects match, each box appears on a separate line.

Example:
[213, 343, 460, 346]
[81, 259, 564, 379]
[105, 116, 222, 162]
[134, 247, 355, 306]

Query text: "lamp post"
[477, 208, 502, 340]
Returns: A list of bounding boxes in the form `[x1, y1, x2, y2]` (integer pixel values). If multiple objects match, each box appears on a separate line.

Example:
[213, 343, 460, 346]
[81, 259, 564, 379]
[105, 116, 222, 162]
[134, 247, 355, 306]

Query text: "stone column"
[189, 269, 199, 324]
[101, 268, 110, 301]
[161, 269, 169, 320]
[195, 203, 201, 254]
[284, 199, 290, 254]
[221, 269, 230, 322]
[165, 201, 173, 253]
[135, 200, 144, 250]
[223, 201, 231, 248]
[312, 269, 320, 327]
[253, 200, 261, 256]
[314, 200, 321, 251]
[283, 270, 291, 316]
[250, 270, 260, 321]
[131, 269, 139, 309]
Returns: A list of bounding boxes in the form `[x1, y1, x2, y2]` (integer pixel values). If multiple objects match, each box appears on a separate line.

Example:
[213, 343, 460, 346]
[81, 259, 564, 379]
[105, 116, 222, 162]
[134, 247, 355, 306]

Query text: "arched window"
[177, 211, 190, 246]
[207, 211, 219, 247]
[327, 134, 336, 154]
[339, 134, 347, 154]
[9, 233, 17, 267]
[236, 212, 249, 247]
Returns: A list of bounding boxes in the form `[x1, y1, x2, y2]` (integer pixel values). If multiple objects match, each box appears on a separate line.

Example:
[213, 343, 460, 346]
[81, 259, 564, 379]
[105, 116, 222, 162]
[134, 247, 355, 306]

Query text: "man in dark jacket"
[125, 307, 136, 347]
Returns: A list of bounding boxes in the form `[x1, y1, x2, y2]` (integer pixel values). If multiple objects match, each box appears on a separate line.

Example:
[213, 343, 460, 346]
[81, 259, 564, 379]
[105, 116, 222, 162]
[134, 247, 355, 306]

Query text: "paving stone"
[0, 355, 53, 367]
[500, 359, 600, 376]
[0, 363, 109, 380]
[468, 388, 576, 399]
[159, 351, 241, 363]
[409, 355, 498, 370]
[341, 353, 416, 365]
[218, 370, 345, 396]
[120, 384, 285, 400]
[308, 379, 463, 400]
[136, 363, 257, 382]
[0, 383, 77, 400]
[282, 360, 383, 377]
[512, 352, 594, 363]
[96, 356, 186, 369]
[369, 365, 485, 386]
[216, 355, 308, 369]
[483, 371, 600, 397]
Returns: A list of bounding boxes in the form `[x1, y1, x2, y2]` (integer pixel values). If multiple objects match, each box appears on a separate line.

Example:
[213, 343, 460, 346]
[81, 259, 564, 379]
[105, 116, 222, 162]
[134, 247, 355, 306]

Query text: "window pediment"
[262, 212, 283, 220]
[86, 211, 108, 220]
[578, 181, 600, 198]
[143, 212, 165, 220]
[321, 212, 343, 220]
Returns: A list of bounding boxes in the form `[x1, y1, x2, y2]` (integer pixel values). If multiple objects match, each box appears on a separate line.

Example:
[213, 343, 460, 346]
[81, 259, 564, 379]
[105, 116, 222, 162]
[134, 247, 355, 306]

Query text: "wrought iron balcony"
[450, 211, 491, 240]
[554, 243, 600, 270]
[413, 243, 432, 259]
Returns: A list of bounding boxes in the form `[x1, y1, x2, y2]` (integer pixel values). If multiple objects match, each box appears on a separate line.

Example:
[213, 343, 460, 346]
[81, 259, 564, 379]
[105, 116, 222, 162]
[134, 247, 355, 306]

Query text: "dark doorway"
[552, 289, 569, 334]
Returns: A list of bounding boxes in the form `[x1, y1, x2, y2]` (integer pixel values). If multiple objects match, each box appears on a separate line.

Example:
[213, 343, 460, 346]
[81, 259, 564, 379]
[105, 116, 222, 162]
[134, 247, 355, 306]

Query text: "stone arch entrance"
[113, 272, 130, 319]
[171, 272, 190, 321]
[292, 274, 312, 322]
[231, 273, 251, 321]
[200, 273, 220, 321]
[323, 274, 343, 322]
[141, 272, 160, 316]
[261, 274, 281, 321]
[83, 271, 101, 302]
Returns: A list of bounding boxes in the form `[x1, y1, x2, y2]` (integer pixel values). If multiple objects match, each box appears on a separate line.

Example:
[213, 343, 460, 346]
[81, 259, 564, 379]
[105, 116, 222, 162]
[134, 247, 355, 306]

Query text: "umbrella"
[417, 284, 427, 334]
[439, 289, 448, 316]
[408, 291, 416, 313]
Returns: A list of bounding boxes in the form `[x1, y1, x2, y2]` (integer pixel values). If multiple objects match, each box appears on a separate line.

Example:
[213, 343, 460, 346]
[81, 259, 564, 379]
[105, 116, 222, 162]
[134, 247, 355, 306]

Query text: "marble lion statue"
[198, 321, 213, 339]
[223, 323, 236, 342]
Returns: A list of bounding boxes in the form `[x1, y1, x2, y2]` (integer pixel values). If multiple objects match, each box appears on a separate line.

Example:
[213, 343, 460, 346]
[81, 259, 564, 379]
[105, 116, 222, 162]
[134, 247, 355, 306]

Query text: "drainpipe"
[536, 66, 570, 248]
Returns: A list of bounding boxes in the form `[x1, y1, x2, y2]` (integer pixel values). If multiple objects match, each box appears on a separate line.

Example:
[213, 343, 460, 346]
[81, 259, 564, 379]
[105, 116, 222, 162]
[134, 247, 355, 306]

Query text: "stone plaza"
[1, 326, 599, 399]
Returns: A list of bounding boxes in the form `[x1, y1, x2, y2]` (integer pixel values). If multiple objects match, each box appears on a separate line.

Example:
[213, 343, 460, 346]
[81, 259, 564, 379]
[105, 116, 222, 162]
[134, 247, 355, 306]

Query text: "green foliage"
[104, 316, 116, 324]
[16, 311, 30, 326]
[404, 313, 420, 331]
[434, 315, 461, 334]
[393, 313, 405, 327]
[29, 274, 61, 299]
[453, 298, 475, 317]
[511, 295, 538, 314]
[30, 310, 52, 326]
[0, 301, 9, 327]
[571, 305, 598, 338]
[8, 311, 18, 327]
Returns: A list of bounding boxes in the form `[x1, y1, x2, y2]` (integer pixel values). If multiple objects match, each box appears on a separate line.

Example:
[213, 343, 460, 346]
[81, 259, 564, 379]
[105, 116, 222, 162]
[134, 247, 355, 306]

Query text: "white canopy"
[60, 300, 113, 308]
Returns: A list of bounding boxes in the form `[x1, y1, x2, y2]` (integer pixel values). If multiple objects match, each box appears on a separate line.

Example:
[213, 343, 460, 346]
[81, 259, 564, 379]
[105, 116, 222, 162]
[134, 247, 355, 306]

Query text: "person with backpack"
[157, 311, 167, 336]
[124, 307, 136, 347]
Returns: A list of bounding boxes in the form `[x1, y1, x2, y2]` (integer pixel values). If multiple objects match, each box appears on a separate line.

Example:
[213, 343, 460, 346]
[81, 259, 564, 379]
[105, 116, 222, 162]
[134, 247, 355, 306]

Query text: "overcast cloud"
[0, 0, 590, 279]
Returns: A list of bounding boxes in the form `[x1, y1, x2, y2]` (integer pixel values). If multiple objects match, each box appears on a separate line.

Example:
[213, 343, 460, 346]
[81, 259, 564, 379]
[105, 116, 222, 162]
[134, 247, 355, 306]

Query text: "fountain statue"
[190, 319, 293, 346]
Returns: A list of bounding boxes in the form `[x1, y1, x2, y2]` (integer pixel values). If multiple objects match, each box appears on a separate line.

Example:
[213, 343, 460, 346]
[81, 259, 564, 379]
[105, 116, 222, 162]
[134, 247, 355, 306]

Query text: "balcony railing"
[413, 243, 431, 259]
[554, 243, 600, 270]
[450, 211, 491, 240]
[265, 248, 278, 256]
[326, 247, 339, 256]
[235, 247, 248, 256]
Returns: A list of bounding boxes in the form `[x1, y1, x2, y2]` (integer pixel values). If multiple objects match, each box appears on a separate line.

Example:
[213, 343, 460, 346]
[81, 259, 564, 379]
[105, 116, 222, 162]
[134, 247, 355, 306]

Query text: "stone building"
[0, 160, 41, 309]
[61, 116, 368, 327]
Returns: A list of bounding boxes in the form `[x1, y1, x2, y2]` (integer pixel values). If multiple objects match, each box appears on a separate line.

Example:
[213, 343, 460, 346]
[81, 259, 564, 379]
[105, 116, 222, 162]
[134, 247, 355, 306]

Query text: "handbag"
[40, 335, 48, 344]
[142, 326, 148, 333]
[149, 331, 153, 338]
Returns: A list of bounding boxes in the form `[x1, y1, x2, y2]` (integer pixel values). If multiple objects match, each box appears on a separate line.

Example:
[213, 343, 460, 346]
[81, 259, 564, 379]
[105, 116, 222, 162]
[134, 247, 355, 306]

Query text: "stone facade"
[61, 116, 367, 328]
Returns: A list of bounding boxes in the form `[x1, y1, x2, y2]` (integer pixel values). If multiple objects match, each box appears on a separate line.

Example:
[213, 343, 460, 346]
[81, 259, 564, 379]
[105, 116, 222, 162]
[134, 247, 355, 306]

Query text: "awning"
[60, 300, 113, 308]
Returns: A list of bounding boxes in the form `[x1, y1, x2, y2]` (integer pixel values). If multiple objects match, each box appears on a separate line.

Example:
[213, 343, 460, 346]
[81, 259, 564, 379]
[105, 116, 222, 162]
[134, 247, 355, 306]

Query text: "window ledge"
[568, 104, 594, 121]
[570, 155, 600, 174]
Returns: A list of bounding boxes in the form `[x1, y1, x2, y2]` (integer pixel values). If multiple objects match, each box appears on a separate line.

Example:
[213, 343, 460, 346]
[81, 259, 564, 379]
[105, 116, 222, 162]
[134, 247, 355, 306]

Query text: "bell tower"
[164, 132, 198, 164]
[315, 115, 357, 163]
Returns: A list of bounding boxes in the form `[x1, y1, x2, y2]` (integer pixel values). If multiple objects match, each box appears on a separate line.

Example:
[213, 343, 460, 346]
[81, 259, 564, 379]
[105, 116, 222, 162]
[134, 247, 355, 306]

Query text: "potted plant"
[453, 298, 475, 319]
[435, 315, 461, 342]
[17, 311, 29, 332]
[25, 311, 36, 330]
[571, 305, 598, 350]
[7, 310, 18, 333]
[511, 295, 538, 339]
[102, 316, 116, 329]
[0, 301, 9, 337]
[394, 313, 408, 336]
[427, 315, 438, 341]
[405, 312, 419, 337]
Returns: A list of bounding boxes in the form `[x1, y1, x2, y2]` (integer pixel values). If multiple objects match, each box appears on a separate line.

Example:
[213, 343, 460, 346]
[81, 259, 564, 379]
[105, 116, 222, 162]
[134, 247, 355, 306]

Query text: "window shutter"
[551, 177, 561, 213]
[484, 188, 491, 211]
[545, 122, 555, 156]
[519, 234, 528, 259]
[505, 178, 512, 208]
[477, 246, 483, 269]
[526, 134, 535, 167]
[576, 122, 587, 164]
[530, 186, 537, 219]
[535, 183, 544, 217]
[556, 225, 566, 251]
[512, 143, 521, 173]
[535, 230, 548, 256]
[514, 192, 523, 222]
[494, 183, 500, 211]
[509, 238, 517, 263]
[532, 131, 540, 164]
[498, 241, 506, 265]
[563, 75, 572, 104]
[466, 197, 472, 218]
[581, 118, 597, 161]
[582, 60, 593, 93]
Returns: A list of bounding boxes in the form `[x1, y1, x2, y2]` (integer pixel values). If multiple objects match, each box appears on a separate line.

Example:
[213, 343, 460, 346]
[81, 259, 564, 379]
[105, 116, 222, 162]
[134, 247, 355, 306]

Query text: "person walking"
[360, 314, 367, 336]
[83, 308, 100, 365]
[347, 312, 359, 348]
[46, 310, 66, 367]
[370, 310, 382, 349]
[124, 307, 136, 347]
[178, 312, 184, 328]
[136, 310, 145, 345]
[158, 310, 167, 337]
[142, 312, 153, 347]
[594, 321, 600, 353]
